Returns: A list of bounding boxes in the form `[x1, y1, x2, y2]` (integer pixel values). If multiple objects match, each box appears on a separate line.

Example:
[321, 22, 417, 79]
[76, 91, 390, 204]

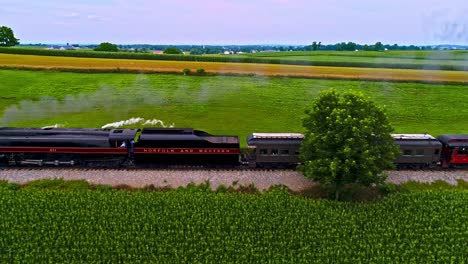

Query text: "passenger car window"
[415, 149, 424, 156]
[271, 149, 279, 155]
[434, 149, 440, 155]
[280, 149, 289, 155]
[259, 149, 268, 155]
[403, 149, 412, 156]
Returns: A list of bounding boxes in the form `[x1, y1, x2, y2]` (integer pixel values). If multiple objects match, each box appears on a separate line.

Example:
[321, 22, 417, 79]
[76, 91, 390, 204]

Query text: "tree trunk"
[334, 179, 341, 201]
[335, 188, 340, 201]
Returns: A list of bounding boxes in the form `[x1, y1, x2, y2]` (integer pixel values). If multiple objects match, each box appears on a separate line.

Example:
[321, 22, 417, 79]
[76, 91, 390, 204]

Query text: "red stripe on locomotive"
[134, 148, 240, 154]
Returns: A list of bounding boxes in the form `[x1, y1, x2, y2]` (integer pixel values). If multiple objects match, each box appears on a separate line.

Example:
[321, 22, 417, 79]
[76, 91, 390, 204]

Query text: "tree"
[94, 42, 118, 52]
[300, 89, 399, 200]
[182, 68, 191, 75]
[0, 26, 20, 46]
[374, 42, 384, 51]
[312, 41, 318, 51]
[190, 48, 203, 55]
[163, 47, 182, 54]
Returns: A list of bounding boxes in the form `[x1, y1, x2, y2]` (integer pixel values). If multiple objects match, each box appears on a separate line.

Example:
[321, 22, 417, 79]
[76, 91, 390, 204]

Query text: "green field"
[241, 50, 468, 60]
[231, 50, 468, 70]
[0, 183, 466, 263]
[0, 70, 467, 145]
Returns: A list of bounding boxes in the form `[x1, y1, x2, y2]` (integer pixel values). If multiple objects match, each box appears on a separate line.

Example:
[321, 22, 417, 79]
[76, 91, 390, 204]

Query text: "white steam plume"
[101, 117, 174, 129]
[41, 124, 63, 129]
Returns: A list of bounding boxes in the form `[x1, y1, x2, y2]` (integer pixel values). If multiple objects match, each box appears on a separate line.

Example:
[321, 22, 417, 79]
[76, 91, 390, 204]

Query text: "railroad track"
[0, 168, 467, 191]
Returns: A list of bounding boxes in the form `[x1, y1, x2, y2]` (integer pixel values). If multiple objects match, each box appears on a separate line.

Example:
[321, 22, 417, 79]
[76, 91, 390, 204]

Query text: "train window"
[271, 149, 279, 155]
[415, 149, 424, 156]
[434, 149, 440, 155]
[294, 151, 300, 155]
[403, 149, 412, 156]
[459, 147, 468, 155]
[259, 149, 268, 155]
[113, 130, 123, 133]
[280, 149, 289, 155]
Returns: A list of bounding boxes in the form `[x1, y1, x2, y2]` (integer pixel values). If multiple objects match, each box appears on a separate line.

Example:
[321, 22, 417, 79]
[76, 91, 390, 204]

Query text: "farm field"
[2, 48, 467, 71]
[230, 50, 468, 69]
[1, 53, 467, 83]
[0, 184, 466, 263]
[239, 50, 468, 59]
[0, 69, 467, 145]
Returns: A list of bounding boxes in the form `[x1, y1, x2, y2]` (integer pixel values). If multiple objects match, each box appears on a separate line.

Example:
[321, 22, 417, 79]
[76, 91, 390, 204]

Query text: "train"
[0, 127, 467, 169]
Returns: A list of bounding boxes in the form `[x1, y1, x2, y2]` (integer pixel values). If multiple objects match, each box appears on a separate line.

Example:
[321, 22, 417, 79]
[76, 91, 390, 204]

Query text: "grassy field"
[0, 70, 467, 145]
[0, 182, 466, 263]
[231, 50, 468, 69]
[241, 50, 468, 59]
[1, 53, 467, 83]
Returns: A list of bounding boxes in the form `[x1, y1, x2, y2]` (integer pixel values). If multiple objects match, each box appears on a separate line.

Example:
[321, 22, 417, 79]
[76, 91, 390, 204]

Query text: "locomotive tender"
[0, 127, 467, 169]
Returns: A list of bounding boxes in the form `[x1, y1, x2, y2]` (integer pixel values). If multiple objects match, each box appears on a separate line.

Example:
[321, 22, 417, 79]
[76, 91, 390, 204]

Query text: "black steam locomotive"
[0, 128, 240, 167]
[0, 127, 467, 169]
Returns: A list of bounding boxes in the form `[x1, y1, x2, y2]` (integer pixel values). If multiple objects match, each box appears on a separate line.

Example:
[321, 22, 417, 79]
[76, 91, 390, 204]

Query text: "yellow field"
[0, 53, 466, 83]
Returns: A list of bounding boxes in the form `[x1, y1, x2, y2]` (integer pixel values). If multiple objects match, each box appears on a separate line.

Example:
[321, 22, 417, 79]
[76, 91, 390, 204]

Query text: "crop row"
[1, 47, 466, 71]
[0, 185, 466, 263]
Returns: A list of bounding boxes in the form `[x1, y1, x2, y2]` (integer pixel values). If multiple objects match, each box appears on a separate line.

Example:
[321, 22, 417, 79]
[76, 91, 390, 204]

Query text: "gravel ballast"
[1, 168, 468, 191]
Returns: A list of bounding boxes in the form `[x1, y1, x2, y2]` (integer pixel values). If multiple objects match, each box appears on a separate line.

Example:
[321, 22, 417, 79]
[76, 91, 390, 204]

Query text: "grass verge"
[0, 69, 467, 144]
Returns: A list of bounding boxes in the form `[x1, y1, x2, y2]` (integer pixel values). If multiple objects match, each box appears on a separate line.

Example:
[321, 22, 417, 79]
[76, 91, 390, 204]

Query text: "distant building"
[46, 45, 76, 50]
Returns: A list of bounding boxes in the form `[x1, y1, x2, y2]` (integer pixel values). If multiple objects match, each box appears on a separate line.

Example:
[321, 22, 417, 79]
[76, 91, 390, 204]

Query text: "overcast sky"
[1, 0, 467, 45]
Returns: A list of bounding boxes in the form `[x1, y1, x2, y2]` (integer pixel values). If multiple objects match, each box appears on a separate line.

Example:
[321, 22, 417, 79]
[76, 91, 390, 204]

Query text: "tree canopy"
[0, 26, 20, 47]
[94, 42, 119, 52]
[163, 47, 183, 54]
[300, 89, 399, 200]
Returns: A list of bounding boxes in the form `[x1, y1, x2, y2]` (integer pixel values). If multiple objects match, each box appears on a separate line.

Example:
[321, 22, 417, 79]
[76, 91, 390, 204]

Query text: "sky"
[1, 0, 467, 45]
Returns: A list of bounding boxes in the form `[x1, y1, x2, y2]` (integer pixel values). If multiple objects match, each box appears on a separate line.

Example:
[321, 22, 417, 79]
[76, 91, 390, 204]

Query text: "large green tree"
[0, 26, 20, 46]
[300, 89, 399, 200]
[94, 42, 119, 52]
[163, 47, 182, 54]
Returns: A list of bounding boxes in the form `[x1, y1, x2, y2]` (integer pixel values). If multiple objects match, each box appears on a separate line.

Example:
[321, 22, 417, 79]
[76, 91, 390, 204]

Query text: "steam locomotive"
[0, 127, 467, 169]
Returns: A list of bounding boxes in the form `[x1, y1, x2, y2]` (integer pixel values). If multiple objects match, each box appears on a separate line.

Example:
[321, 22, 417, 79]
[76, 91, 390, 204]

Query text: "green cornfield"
[0, 186, 466, 263]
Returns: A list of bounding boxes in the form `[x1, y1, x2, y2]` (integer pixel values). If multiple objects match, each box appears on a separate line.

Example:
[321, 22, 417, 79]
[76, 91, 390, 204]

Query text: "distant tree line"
[304, 41, 425, 51]
[90, 42, 441, 54]
[17, 42, 460, 54]
[112, 42, 437, 53]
